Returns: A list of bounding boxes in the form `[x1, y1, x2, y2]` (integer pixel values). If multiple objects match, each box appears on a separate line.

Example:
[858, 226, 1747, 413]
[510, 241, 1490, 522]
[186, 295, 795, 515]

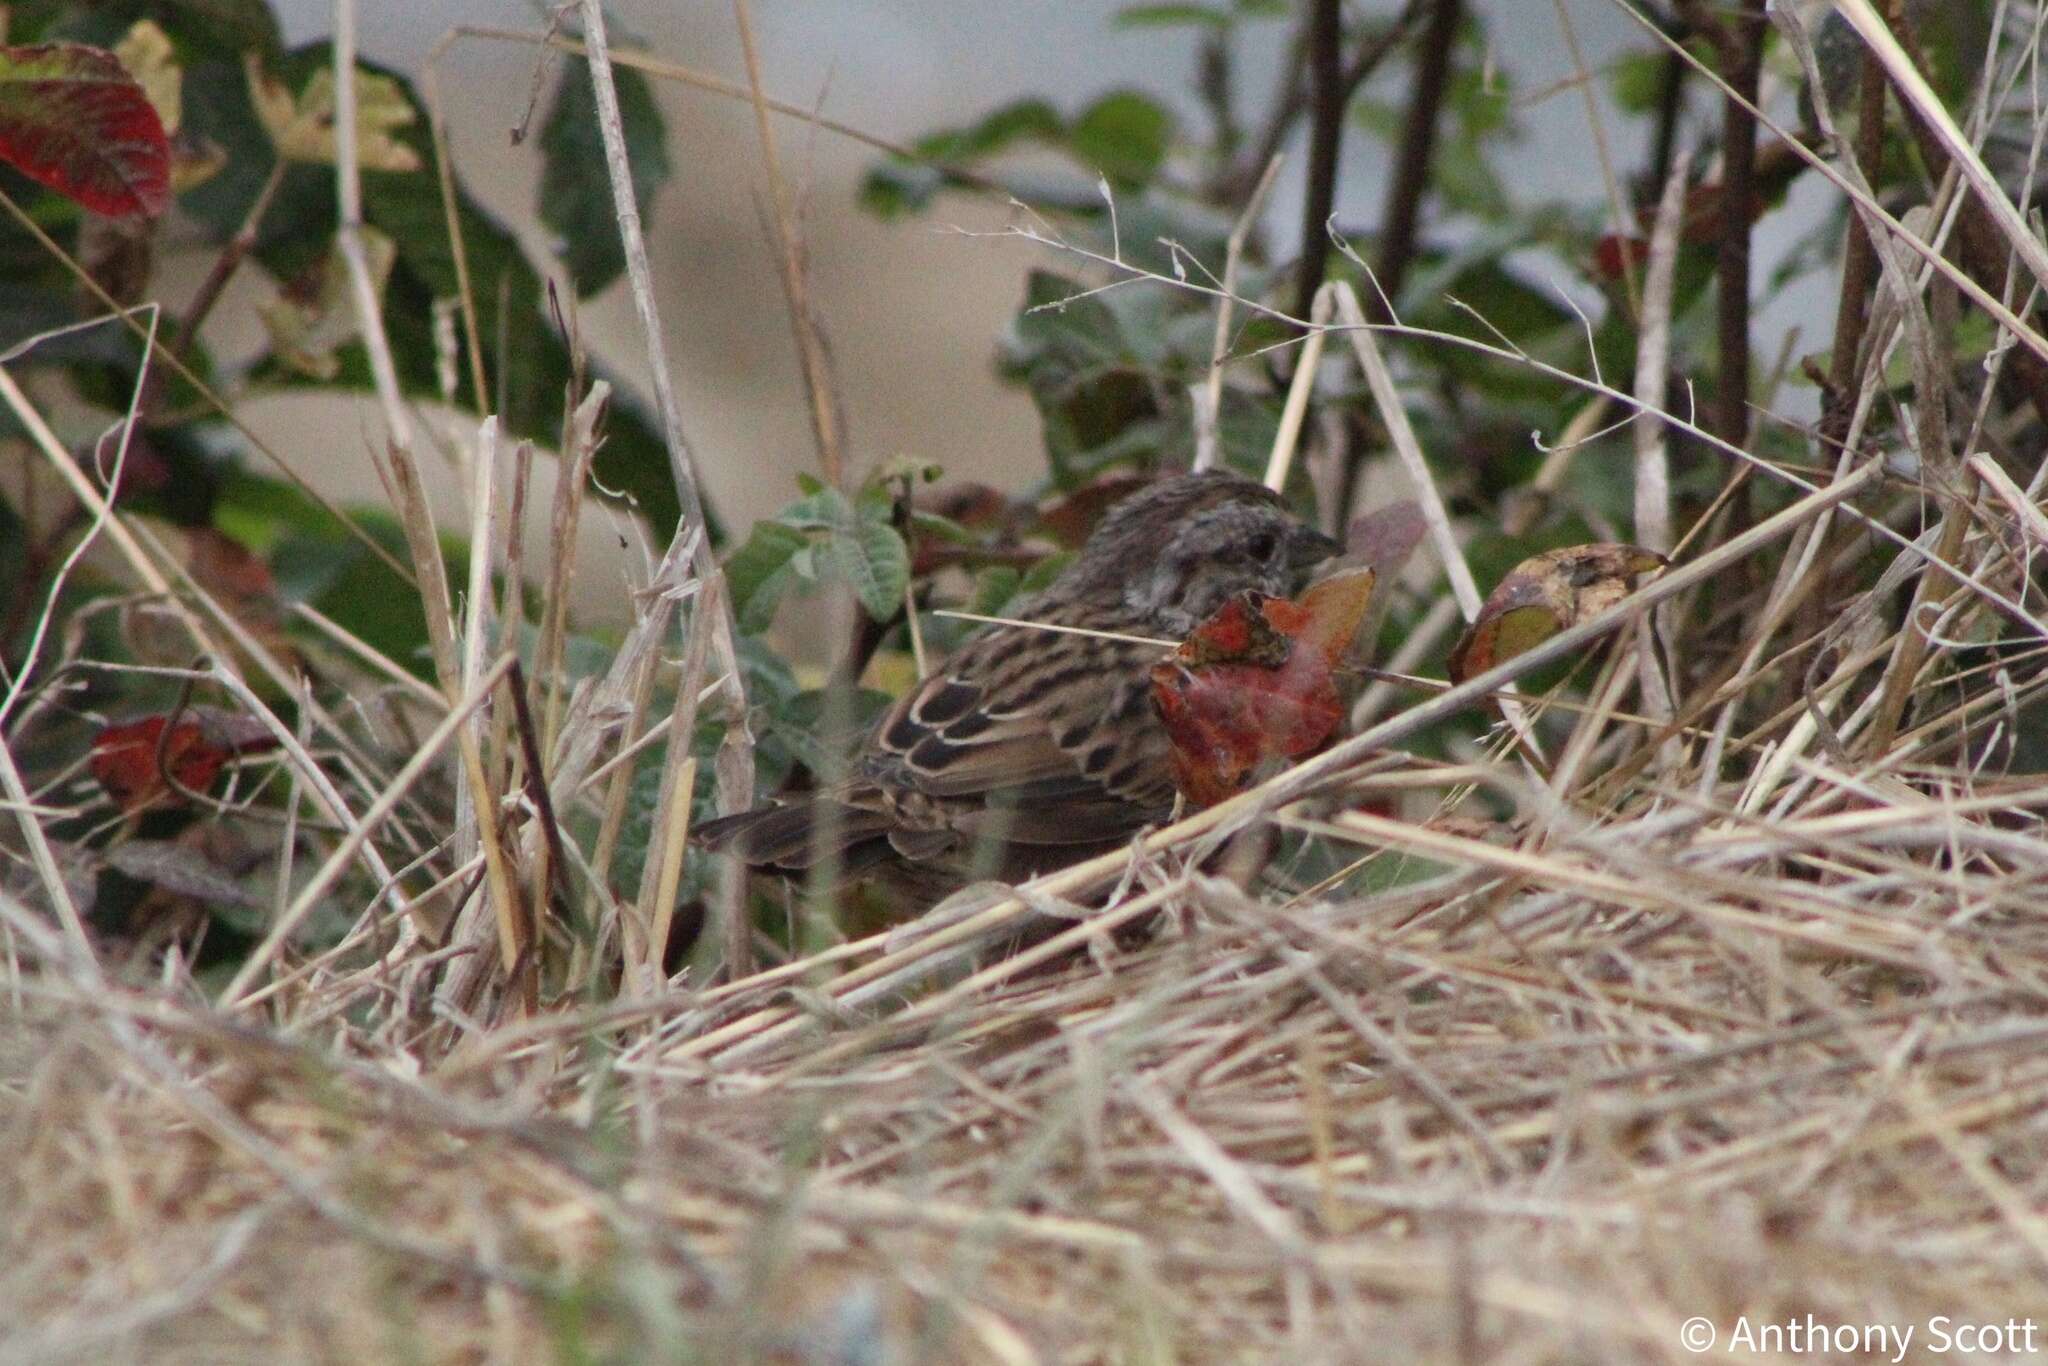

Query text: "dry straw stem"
[419, 34, 491, 416]
[1833, 0, 2048, 300]
[1322, 280, 1547, 760]
[450, 22, 946, 174]
[454, 417, 501, 878]
[1261, 283, 1332, 492]
[0, 308, 158, 729]
[219, 652, 519, 1008]
[733, 0, 846, 489]
[539, 381, 610, 758]
[0, 721, 95, 966]
[633, 573, 721, 995]
[1327, 282, 1481, 622]
[333, 0, 412, 453]
[1196, 152, 1285, 474]
[574, 0, 756, 976]
[1630, 151, 1687, 560]
[1631, 149, 1689, 740]
[1550, 0, 1639, 318]
[384, 446, 527, 985]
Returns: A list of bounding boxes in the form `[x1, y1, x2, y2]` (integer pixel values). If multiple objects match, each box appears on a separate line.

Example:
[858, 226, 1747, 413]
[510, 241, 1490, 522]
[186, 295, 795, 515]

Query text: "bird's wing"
[864, 611, 1178, 839]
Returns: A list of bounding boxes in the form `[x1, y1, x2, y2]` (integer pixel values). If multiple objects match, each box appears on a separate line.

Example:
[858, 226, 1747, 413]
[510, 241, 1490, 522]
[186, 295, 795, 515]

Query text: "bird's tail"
[693, 799, 898, 875]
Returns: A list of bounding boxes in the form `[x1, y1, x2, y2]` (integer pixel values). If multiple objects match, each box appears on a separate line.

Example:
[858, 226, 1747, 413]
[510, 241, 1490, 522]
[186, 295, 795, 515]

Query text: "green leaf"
[858, 98, 1063, 217]
[1009, 269, 1129, 372]
[1216, 388, 1283, 476]
[1429, 133, 1509, 219]
[182, 44, 688, 538]
[916, 97, 1063, 163]
[776, 486, 852, 531]
[731, 632, 801, 712]
[859, 159, 944, 218]
[725, 520, 807, 634]
[909, 509, 976, 546]
[826, 516, 910, 621]
[537, 62, 669, 296]
[853, 475, 895, 523]
[0, 496, 26, 606]
[281, 517, 434, 676]
[124, 0, 285, 60]
[1001, 270, 1172, 481]
[764, 687, 893, 785]
[1069, 90, 1171, 186]
[609, 757, 667, 898]
[1017, 550, 1074, 597]
[1113, 4, 1230, 29]
[872, 452, 943, 489]
[1448, 63, 1513, 139]
[1401, 226, 1573, 346]
[1608, 49, 1669, 115]
[967, 565, 1022, 616]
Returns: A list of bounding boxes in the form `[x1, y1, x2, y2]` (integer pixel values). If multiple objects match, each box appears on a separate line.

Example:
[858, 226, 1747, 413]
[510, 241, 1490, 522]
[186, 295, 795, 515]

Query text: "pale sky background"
[235, 0, 1835, 629]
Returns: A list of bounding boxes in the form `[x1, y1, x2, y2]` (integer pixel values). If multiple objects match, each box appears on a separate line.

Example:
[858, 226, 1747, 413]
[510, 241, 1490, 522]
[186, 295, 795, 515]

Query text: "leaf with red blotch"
[1151, 568, 1377, 808]
[0, 43, 169, 218]
[1448, 544, 1668, 687]
[90, 716, 229, 811]
[1592, 233, 1650, 284]
[1034, 473, 1151, 548]
[1594, 137, 1812, 285]
[88, 707, 278, 811]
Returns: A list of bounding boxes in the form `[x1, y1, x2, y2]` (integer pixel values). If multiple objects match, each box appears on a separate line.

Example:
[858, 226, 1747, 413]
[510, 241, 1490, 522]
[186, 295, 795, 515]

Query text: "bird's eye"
[1247, 531, 1278, 561]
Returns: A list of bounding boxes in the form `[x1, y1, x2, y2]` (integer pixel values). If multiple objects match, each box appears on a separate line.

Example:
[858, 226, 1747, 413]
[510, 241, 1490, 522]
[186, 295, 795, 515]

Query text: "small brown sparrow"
[697, 470, 1340, 891]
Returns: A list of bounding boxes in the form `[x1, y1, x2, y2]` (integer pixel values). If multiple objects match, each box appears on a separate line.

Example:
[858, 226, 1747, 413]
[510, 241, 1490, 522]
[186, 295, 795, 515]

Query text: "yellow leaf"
[116, 20, 181, 135]
[1293, 567, 1377, 663]
[246, 58, 423, 172]
[1448, 543, 1668, 685]
[259, 228, 396, 379]
[168, 134, 228, 195]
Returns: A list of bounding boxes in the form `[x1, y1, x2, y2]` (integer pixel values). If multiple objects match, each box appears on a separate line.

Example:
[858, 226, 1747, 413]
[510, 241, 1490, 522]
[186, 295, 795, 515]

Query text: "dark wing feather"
[863, 603, 1177, 843]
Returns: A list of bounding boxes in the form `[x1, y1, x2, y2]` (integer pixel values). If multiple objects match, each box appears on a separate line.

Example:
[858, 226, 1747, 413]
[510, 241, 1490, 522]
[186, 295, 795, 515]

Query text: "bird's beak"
[1290, 527, 1344, 570]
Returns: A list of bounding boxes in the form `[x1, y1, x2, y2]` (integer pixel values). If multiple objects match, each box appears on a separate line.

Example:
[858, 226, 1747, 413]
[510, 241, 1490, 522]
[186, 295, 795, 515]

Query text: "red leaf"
[1033, 474, 1152, 548]
[1345, 499, 1427, 581]
[1592, 234, 1649, 283]
[918, 481, 1012, 531]
[1150, 568, 1377, 808]
[90, 716, 229, 811]
[0, 43, 169, 218]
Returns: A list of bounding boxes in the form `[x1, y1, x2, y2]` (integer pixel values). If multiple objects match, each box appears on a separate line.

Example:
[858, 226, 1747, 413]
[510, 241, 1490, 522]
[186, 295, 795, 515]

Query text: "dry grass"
[9, 4, 2048, 1363]
[8, 435, 2048, 1363]
[8, 723, 2048, 1362]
